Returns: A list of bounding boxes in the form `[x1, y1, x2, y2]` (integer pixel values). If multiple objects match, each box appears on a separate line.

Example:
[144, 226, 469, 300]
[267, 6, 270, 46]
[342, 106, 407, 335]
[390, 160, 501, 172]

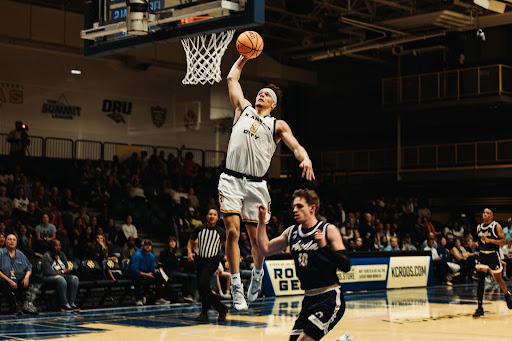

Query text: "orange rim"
[178, 16, 213, 25]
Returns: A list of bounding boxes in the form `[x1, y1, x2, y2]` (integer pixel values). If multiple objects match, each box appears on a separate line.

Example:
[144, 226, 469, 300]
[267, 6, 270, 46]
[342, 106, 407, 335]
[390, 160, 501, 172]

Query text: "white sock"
[231, 273, 241, 285]
[254, 268, 263, 277]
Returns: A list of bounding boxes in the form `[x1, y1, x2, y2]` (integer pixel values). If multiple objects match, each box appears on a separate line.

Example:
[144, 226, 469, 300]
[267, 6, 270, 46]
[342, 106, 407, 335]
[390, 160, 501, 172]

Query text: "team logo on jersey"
[315, 311, 324, 319]
[291, 240, 319, 251]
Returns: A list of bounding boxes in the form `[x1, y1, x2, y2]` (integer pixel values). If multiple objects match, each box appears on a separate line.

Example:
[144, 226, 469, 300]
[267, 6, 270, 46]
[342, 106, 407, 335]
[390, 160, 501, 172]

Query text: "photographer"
[7, 121, 30, 164]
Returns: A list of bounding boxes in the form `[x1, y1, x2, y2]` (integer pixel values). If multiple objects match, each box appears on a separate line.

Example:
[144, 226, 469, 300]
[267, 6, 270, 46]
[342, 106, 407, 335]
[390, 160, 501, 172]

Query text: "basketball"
[236, 31, 264, 59]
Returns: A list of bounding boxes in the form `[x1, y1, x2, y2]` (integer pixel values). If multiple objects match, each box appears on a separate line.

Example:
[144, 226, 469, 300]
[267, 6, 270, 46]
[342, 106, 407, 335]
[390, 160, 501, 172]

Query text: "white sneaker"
[155, 298, 170, 305]
[248, 268, 263, 302]
[220, 291, 231, 300]
[337, 332, 354, 341]
[135, 300, 144, 306]
[231, 283, 248, 311]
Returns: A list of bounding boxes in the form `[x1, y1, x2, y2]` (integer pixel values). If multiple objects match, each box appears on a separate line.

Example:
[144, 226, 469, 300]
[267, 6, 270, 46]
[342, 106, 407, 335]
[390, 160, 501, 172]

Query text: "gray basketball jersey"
[225, 106, 277, 177]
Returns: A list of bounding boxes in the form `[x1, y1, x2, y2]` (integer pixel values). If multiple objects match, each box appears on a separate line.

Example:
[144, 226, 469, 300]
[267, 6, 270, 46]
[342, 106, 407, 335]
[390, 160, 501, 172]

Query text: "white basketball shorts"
[218, 172, 271, 225]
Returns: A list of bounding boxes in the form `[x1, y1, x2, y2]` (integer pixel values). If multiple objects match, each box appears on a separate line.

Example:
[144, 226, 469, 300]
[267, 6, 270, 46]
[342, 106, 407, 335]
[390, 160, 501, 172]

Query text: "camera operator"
[7, 121, 30, 164]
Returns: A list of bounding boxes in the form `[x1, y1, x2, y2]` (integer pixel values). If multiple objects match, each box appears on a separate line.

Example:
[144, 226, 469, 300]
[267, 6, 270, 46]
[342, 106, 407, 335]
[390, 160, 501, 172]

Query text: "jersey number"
[298, 252, 308, 267]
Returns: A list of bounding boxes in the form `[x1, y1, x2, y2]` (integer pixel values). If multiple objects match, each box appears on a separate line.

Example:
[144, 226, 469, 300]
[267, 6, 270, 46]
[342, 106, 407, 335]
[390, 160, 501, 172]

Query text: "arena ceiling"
[14, 0, 512, 66]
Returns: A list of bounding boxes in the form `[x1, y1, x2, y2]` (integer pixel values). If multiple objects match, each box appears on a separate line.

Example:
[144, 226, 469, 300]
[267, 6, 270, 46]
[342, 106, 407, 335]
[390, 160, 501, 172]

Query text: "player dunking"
[219, 56, 315, 311]
[256, 189, 351, 341]
[471, 208, 512, 317]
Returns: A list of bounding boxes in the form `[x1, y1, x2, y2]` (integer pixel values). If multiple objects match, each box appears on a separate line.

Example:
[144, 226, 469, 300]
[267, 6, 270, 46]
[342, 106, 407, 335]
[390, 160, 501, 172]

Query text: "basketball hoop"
[181, 28, 235, 85]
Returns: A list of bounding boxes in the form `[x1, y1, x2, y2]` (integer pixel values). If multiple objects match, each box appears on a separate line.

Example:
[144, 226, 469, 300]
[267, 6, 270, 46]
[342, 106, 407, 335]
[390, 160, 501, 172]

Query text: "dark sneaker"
[218, 304, 229, 322]
[70, 302, 81, 312]
[195, 312, 208, 323]
[505, 293, 512, 309]
[61, 303, 74, 312]
[473, 306, 484, 317]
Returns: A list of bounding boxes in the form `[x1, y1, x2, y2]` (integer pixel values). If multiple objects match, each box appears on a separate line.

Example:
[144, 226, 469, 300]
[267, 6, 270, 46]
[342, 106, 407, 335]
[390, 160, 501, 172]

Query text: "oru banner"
[263, 255, 433, 297]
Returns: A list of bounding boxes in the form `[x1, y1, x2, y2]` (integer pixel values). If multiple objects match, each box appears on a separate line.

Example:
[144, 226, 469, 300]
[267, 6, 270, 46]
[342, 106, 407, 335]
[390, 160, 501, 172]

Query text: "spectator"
[76, 226, 95, 260]
[125, 239, 162, 306]
[18, 224, 43, 260]
[87, 233, 118, 281]
[89, 216, 100, 235]
[48, 186, 61, 210]
[354, 237, 369, 252]
[0, 233, 33, 314]
[383, 236, 400, 251]
[402, 234, 417, 251]
[49, 203, 64, 232]
[158, 236, 196, 303]
[340, 220, 358, 247]
[61, 188, 80, 215]
[451, 237, 476, 283]
[73, 206, 90, 226]
[33, 185, 50, 213]
[0, 185, 14, 219]
[7, 121, 29, 164]
[359, 212, 376, 250]
[0, 233, 5, 249]
[421, 232, 438, 250]
[122, 236, 139, 260]
[42, 239, 80, 312]
[503, 218, 512, 242]
[190, 209, 203, 228]
[188, 187, 200, 210]
[424, 238, 453, 285]
[35, 213, 57, 253]
[20, 202, 41, 233]
[239, 231, 252, 266]
[13, 187, 29, 216]
[121, 215, 139, 243]
[437, 237, 461, 278]
[378, 235, 388, 251]
[502, 238, 512, 280]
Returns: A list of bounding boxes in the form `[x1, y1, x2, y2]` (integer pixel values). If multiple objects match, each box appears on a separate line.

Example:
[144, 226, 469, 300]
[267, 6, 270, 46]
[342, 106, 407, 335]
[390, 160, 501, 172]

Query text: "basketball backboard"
[81, 0, 264, 56]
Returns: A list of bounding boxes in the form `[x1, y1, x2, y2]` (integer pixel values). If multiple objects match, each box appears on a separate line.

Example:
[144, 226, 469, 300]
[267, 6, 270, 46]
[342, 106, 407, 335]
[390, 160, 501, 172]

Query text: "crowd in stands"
[0, 148, 512, 314]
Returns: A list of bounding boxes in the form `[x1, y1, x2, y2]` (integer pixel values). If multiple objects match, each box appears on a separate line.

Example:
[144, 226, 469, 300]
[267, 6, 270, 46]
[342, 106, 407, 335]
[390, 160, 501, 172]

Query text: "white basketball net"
[181, 29, 235, 85]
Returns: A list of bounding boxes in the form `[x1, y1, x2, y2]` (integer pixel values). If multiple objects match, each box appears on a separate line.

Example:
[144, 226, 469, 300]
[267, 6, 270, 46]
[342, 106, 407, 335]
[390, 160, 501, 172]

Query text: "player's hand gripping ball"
[236, 31, 264, 59]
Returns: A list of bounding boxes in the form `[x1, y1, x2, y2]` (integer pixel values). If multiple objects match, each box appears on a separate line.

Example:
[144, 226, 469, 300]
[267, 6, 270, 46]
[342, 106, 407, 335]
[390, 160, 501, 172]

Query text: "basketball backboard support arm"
[81, 0, 264, 57]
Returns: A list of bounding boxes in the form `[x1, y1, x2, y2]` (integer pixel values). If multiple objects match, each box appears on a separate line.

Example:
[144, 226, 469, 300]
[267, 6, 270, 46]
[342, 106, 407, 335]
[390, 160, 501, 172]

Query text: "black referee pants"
[197, 256, 224, 314]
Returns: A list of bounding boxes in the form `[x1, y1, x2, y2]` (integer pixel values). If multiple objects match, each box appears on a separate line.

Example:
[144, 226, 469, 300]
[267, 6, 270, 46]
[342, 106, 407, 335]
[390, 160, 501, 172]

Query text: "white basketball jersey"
[225, 106, 277, 177]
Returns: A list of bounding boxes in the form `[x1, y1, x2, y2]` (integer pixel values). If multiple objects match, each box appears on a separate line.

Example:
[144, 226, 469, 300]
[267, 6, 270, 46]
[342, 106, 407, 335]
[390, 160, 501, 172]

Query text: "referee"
[188, 208, 229, 322]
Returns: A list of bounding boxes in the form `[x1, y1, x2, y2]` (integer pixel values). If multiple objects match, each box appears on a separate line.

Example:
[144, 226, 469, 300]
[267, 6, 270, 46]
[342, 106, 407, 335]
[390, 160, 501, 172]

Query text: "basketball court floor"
[0, 283, 510, 341]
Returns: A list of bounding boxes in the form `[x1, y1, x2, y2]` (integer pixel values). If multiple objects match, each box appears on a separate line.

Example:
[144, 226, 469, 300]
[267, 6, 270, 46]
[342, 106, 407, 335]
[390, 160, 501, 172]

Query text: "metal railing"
[382, 64, 512, 107]
[0, 133, 227, 168]
[320, 138, 512, 175]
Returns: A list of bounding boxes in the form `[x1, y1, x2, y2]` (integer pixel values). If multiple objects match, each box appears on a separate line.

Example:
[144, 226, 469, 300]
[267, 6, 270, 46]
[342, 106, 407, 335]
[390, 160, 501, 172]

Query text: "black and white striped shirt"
[190, 224, 226, 259]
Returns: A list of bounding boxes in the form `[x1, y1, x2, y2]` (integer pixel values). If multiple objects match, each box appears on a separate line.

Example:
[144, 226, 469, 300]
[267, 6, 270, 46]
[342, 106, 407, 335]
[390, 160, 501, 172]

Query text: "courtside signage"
[387, 256, 430, 289]
[337, 264, 388, 283]
[263, 259, 304, 297]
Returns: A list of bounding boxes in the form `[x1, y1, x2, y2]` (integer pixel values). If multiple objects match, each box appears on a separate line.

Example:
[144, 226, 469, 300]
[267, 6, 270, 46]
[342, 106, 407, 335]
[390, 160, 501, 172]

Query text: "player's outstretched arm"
[256, 204, 290, 257]
[276, 120, 315, 181]
[227, 56, 252, 122]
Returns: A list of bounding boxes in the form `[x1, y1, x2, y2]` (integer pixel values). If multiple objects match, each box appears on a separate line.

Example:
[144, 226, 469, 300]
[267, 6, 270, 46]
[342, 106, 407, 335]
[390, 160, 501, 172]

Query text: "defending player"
[219, 56, 315, 311]
[471, 208, 512, 317]
[256, 189, 351, 341]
